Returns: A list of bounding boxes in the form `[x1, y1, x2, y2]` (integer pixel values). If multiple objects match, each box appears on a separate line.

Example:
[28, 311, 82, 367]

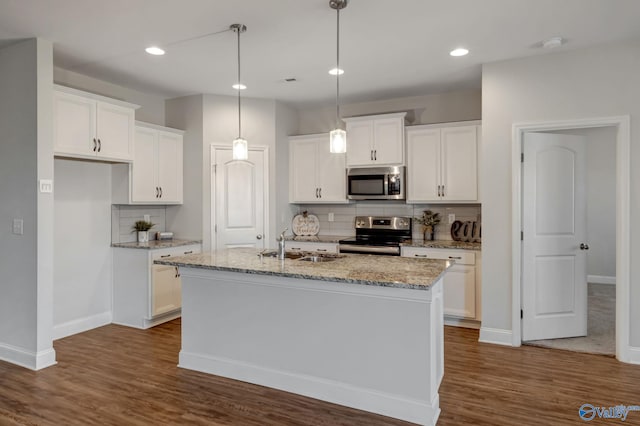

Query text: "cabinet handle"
[318, 187, 322, 198]
[92, 138, 97, 152]
[97, 139, 101, 152]
[159, 187, 163, 198]
[316, 249, 327, 252]
[175, 266, 180, 278]
[155, 187, 159, 198]
[184, 250, 193, 255]
[414, 254, 429, 258]
[448, 256, 462, 260]
[370, 150, 373, 161]
[161, 254, 171, 258]
[291, 247, 301, 251]
[437, 185, 442, 197]
[442, 185, 445, 197]
[374, 150, 377, 161]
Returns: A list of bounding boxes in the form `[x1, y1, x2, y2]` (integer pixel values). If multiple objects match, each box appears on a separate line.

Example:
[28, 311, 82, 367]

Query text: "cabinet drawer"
[401, 247, 475, 265]
[286, 241, 338, 253]
[151, 245, 201, 261]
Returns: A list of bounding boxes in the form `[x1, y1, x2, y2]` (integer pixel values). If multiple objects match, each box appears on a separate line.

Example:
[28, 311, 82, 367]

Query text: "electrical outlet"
[39, 179, 53, 193]
[12, 219, 23, 235]
[448, 213, 456, 224]
[144, 214, 151, 222]
[328, 212, 335, 222]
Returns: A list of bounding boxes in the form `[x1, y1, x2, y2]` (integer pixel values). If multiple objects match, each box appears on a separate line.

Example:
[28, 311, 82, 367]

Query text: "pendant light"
[329, 0, 348, 154]
[231, 23, 248, 161]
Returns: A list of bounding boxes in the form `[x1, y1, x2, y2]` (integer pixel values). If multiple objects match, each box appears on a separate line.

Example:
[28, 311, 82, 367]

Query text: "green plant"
[132, 220, 155, 232]
[414, 210, 441, 227]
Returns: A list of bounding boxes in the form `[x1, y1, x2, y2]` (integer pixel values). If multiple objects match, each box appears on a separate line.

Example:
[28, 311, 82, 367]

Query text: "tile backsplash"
[295, 202, 481, 240]
[111, 205, 168, 243]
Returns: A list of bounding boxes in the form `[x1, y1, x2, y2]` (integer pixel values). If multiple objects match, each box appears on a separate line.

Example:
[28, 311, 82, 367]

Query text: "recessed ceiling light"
[542, 36, 564, 49]
[450, 48, 469, 57]
[232, 83, 247, 90]
[329, 68, 344, 75]
[145, 46, 165, 56]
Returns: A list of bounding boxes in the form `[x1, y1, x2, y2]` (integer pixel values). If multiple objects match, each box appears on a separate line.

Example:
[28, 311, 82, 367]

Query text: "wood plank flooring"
[1, 320, 639, 425]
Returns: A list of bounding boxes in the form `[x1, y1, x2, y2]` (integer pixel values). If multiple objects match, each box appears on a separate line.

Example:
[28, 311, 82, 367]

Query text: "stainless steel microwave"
[347, 166, 405, 200]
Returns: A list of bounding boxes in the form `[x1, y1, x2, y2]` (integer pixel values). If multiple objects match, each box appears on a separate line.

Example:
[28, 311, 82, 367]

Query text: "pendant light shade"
[329, 0, 348, 154]
[231, 24, 248, 161]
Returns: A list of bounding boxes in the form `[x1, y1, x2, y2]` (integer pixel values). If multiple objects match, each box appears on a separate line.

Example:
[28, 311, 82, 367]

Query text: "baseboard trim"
[444, 317, 480, 329]
[588, 275, 616, 285]
[627, 346, 640, 365]
[479, 327, 515, 346]
[179, 350, 440, 426]
[0, 343, 57, 370]
[53, 311, 113, 340]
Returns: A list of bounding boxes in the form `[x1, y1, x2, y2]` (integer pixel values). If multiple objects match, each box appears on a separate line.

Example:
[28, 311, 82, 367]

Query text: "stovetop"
[339, 236, 411, 246]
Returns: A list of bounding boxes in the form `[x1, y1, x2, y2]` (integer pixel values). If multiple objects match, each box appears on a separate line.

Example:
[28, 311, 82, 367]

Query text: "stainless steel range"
[339, 216, 412, 256]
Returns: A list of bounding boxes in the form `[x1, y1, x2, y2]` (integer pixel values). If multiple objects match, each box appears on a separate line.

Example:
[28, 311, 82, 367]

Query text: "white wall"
[53, 159, 113, 339]
[552, 127, 617, 280]
[165, 95, 205, 241]
[0, 38, 56, 369]
[481, 41, 640, 346]
[298, 89, 481, 134]
[54, 67, 166, 125]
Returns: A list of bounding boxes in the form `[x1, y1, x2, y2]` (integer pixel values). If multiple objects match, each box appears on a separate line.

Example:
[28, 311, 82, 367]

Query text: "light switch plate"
[12, 219, 23, 235]
[39, 179, 53, 193]
[448, 213, 456, 224]
[144, 214, 151, 222]
[328, 212, 335, 222]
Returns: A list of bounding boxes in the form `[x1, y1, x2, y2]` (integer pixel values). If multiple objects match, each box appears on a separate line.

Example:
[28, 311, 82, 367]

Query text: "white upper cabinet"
[344, 112, 406, 167]
[289, 134, 348, 203]
[53, 85, 137, 162]
[407, 122, 480, 203]
[113, 122, 184, 205]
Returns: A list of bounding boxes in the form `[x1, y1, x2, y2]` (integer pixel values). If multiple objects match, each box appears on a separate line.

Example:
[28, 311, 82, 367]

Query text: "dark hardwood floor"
[1, 320, 639, 425]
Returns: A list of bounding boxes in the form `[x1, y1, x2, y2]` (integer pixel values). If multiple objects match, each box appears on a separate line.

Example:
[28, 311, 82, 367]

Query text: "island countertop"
[111, 239, 201, 250]
[155, 248, 450, 290]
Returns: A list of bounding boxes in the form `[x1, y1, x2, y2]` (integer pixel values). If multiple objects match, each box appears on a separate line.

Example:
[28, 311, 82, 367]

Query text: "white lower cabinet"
[113, 244, 200, 329]
[401, 247, 481, 326]
[287, 241, 339, 253]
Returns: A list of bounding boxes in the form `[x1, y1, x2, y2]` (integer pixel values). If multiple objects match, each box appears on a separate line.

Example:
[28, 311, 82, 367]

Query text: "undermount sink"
[259, 250, 305, 260]
[259, 250, 343, 262]
[298, 255, 336, 263]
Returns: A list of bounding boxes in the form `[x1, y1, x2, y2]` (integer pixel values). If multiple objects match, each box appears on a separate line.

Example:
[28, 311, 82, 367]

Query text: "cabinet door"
[443, 265, 476, 319]
[317, 141, 347, 202]
[345, 120, 374, 166]
[151, 264, 181, 317]
[157, 131, 183, 203]
[96, 101, 134, 161]
[54, 91, 97, 157]
[131, 127, 157, 202]
[441, 126, 478, 201]
[373, 117, 404, 165]
[290, 137, 320, 202]
[406, 128, 441, 202]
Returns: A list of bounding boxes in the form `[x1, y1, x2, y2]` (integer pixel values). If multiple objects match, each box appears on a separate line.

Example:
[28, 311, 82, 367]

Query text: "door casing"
[511, 116, 630, 362]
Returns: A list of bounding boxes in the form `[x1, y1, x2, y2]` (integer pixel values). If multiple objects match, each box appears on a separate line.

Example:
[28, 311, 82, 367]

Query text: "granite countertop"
[111, 239, 201, 250]
[401, 240, 481, 251]
[284, 235, 350, 243]
[155, 247, 450, 290]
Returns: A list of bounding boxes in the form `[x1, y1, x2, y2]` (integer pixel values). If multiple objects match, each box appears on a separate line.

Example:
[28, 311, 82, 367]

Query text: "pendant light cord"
[336, 7, 340, 129]
[237, 28, 242, 139]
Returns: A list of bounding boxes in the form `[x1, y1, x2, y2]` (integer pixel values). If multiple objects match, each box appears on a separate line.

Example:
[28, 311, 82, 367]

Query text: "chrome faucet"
[277, 228, 288, 260]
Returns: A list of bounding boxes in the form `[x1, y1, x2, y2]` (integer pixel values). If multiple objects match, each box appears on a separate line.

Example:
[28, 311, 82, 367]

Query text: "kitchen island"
[155, 248, 450, 425]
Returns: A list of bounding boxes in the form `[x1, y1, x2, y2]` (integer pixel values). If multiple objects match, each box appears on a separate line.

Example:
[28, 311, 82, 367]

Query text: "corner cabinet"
[289, 134, 348, 203]
[112, 122, 184, 205]
[53, 85, 138, 162]
[401, 246, 482, 327]
[112, 243, 201, 329]
[343, 112, 406, 167]
[406, 122, 480, 203]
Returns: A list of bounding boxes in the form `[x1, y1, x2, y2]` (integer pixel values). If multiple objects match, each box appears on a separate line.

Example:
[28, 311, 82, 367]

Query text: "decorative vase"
[424, 226, 435, 241]
[137, 231, 149, 243]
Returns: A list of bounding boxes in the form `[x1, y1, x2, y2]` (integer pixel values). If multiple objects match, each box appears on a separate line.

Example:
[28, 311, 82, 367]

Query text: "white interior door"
[213, 147, 267, 250]
[522, 132, 587, 341]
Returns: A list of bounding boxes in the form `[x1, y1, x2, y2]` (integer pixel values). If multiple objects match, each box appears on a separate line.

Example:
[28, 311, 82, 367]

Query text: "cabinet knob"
[580, 243, 590, 250]
[256, 234, 263, 240]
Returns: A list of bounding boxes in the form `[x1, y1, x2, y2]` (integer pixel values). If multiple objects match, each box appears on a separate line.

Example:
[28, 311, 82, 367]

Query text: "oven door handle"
[339, 244, 400, 255]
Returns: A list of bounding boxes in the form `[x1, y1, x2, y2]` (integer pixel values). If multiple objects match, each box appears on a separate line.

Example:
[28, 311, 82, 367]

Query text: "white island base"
[178, 268, 444, 426]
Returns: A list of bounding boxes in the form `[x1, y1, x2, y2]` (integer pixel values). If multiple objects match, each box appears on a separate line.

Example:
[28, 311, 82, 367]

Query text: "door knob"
[580, 243, 589, 250]
[256, 235, 263, 240]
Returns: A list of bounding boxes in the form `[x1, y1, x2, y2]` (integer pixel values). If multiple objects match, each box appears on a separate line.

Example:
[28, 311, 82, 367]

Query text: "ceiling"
[1, 0, 640, 108]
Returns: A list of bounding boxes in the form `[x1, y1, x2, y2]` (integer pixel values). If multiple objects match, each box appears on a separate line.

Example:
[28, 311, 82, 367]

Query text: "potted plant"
[132, 220, 155, 243]
[414, 210, 441, 241]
